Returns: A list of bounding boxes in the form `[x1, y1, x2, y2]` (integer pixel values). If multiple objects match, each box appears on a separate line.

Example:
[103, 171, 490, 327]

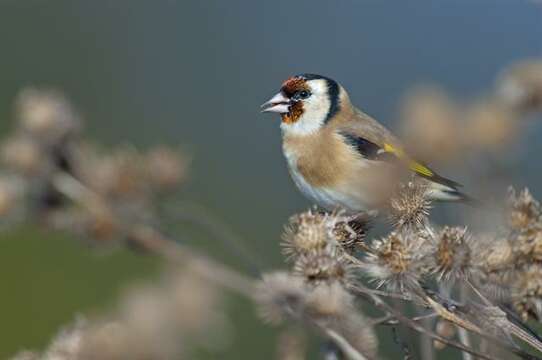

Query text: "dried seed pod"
[255, 272, 308, 324]
[389, 180, 431, 231]
[333, 217, 370, 254]
[511, 266, 542, 321]
[433, 226, 473, 281]
[282, 210, 339, 261]
[364, 231, 433, 291]
[293, 250, 353, 285]
[508, 187, 541, 230]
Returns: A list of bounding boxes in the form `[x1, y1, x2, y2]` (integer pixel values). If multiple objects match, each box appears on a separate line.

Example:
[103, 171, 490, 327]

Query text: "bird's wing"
[338, 129, 462, 189]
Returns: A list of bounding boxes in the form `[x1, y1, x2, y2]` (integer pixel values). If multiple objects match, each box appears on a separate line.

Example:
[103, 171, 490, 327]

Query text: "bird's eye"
[295, 90, 311, 100]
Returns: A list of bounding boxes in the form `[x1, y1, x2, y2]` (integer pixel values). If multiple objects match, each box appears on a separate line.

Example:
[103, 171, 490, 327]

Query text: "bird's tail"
[428, 182, 482, 207]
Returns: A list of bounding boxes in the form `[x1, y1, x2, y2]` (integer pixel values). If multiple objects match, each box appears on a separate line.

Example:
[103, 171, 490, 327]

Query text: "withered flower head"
[255, 272, 308, 324]
[293, 250, 354, 285]
[364, 231, 432, 290]
[281, 210, 341, 261]
[513, 225, 542, 263]
[389, 180, 431, 231]
[305, 282, 379, 358]
[507, 187, 541, 230]
[332, 216, 371, 254]
[433, 226, 473, 281]
[511, 266, 542, 321]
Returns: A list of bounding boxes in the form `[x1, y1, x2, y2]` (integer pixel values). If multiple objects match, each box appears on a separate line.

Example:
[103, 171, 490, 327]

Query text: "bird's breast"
[282, 138, 370, 212]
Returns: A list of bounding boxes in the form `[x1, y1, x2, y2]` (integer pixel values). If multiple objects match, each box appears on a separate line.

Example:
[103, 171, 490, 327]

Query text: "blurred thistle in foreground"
[13, 264, 228, 360]
[0, 87, 188, 244]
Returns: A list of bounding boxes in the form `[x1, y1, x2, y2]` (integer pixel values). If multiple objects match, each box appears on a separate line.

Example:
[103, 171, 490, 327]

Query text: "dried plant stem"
[418, 307, 436, 360]
[348, 283, 499, 360]
[52, 172, 255, 296]
[372, 313, 438, 326]
[458, 285, 474, 360]
[167, 202, 265, 275]
[423, 295, 541, 360]
[53, 172, 373, 359]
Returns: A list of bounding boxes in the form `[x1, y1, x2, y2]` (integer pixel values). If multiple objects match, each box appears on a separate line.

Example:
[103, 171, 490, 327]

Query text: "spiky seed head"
[364, 231, 432, 290]
[512, 266, 542, 321]
[389, 180, 431, 230]
[254, 272, 307, 324]
[304, 281, 352, 318]
[507, 187, 541, 230]
[474, 237, 514, 274]
[514, 225, 542, 263]
[293, 250, 353, 285]
[281, 210, 339, 261]
[333, 218, 370, 254]
[433, 226, 473, 281]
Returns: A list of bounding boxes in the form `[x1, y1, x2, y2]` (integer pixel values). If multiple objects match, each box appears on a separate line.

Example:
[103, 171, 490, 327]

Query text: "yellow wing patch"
[382, 143, 434, 177]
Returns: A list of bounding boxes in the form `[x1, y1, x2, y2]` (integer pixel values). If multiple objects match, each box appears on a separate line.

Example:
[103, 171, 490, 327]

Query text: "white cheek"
[280, 80, 331, 136]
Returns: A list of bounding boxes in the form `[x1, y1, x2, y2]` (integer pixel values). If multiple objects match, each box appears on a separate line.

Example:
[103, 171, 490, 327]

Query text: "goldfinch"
[261, 73, 471, 213]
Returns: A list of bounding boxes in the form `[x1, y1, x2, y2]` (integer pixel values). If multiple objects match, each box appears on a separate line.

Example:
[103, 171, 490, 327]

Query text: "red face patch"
[281, 76, 309, 97]
[279, 76, 309, 124]
[281, 101, 304, 124]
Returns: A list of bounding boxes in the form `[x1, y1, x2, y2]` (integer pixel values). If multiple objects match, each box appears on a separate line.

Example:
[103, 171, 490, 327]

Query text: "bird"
[261, 73, 472, 214]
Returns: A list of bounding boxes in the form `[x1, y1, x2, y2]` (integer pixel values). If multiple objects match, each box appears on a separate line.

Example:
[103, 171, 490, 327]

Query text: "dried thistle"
[255, 272, 308, 324]
[513, 225, 542, 263]
[281, 210, 340, 261]
[307, 283, 378, 358]
[332, 216, 370, 254]
[293, 249, 354, 285]
[256, 275, 378, 359]
[389, 180, 431, 231]
[511, 266, 542, 321]
[508, 187, 541, 230]
[433, 226, 473, 281]
[364, 231, 432, 290]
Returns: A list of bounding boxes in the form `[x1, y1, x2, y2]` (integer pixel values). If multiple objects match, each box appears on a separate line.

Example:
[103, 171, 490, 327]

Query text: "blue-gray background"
[0, 0, 541, 358]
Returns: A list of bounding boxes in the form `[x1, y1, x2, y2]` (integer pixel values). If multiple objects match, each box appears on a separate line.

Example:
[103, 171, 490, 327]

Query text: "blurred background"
[0, 0, 541, 358]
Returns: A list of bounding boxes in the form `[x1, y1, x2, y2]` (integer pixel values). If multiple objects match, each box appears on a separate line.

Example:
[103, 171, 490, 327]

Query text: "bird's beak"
[260, 92, 291, 113]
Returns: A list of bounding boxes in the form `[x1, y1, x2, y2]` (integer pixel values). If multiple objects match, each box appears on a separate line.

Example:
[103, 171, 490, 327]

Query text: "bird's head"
[261, 74, 345, 135]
